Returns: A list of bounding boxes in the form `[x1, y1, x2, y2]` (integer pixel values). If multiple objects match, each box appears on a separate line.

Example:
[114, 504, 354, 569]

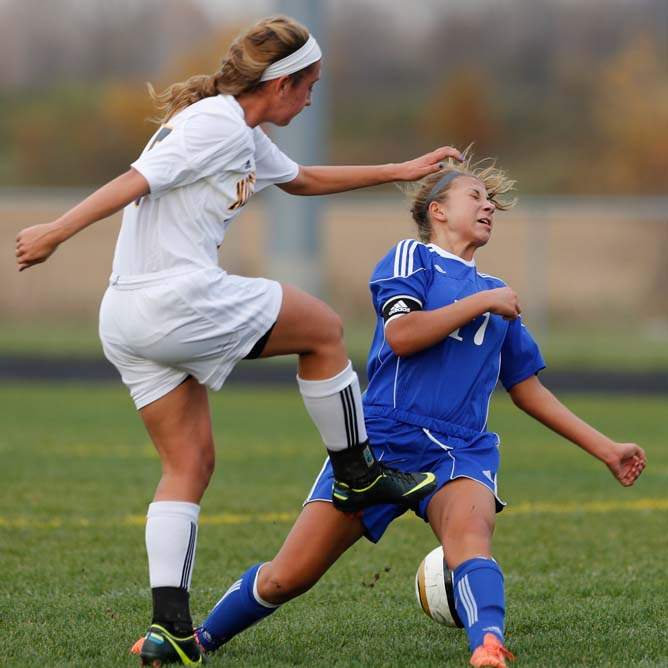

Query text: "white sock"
[297, 360, 368, 452]
[146, 501, 200, 589]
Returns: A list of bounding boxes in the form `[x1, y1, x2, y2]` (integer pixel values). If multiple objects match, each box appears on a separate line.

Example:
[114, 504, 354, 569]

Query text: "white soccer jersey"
[111, 94, 299, 277]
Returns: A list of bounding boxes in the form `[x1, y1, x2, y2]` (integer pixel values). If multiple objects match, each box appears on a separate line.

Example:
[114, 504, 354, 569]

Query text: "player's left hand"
[605, 442, 646, 486]
[394, 146, 464, 181]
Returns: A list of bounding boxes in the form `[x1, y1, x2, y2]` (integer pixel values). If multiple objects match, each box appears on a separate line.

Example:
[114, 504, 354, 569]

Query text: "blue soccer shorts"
[304, 415, 506, 543]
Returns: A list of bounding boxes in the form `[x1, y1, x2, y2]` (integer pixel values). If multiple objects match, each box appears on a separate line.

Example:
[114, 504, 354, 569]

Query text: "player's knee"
[456, 520, 493, 544]
[164, 447, 215, 488]
[199, 447, 216, 485]
[447, 503, 495, 537]
[191, 446, 215, 488]
[442, 527, 493, 568]
[257, 562, 318, 604]
[313, 306, 345, 353]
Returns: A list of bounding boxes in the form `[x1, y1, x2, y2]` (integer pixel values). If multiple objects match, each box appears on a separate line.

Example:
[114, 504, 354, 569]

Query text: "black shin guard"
[328, 441, 380, 485]
[151, 586, 193, 637]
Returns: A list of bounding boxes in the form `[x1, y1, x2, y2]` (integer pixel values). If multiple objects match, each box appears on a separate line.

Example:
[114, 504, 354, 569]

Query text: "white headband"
[259, 34, 322, 82]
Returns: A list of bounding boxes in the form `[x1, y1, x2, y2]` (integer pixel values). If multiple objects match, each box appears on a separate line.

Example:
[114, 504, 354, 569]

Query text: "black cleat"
[132, 624, 204, 666]
[332, 465, 436, 513]
[328, 442, 437, 513]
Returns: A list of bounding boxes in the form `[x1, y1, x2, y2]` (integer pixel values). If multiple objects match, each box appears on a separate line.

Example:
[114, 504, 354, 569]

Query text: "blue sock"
[197, 563, 279, 652]
[452, 557, 505, 651]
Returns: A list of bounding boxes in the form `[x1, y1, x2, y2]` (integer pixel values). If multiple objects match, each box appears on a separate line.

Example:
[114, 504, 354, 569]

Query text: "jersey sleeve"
[499, 317, 546, 390]
[252, 127, 300, 192]
[131, 112, 250, 198]
[369, 240, 431, 326]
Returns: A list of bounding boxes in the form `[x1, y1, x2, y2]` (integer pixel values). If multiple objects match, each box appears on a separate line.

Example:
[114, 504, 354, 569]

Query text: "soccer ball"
[415, 545, 463, 628]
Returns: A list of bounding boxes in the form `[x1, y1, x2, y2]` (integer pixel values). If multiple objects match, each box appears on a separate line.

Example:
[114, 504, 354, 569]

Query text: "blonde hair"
[148, 15, 312, 124]
[402, 148, 517, 243]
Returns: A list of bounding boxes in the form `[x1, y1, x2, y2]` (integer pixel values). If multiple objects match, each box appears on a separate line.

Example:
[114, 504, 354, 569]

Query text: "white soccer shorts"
[99, 267, 282, 409]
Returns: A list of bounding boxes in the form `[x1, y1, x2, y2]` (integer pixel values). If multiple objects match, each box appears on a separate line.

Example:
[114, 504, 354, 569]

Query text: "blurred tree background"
[0, 0, 666, 193]
[1, 0, 667, 369]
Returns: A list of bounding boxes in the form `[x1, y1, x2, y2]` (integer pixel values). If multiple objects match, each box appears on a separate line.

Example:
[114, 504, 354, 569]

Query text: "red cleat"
[130, 636, 144, 655]
[470, 633, 515, 668]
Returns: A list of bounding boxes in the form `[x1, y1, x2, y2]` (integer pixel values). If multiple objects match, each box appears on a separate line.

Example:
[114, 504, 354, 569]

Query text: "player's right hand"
[16, 222, 61, 271]
[486, 287, 521, 320]
[394, 146, 464, 181]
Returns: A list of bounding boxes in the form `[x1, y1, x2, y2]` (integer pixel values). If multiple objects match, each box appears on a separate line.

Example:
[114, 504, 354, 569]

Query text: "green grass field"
[1, 384, 666, 667]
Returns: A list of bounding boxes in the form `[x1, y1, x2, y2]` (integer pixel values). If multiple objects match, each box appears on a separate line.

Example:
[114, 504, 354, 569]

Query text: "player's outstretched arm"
[386, 287, 520, 357]
[508, 375, 646, 486]
[278, 146, 464, 196]
[16, 168, 149, 271]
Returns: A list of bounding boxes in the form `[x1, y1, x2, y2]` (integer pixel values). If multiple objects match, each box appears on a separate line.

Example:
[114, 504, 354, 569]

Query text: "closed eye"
[470, 188, 489, 201]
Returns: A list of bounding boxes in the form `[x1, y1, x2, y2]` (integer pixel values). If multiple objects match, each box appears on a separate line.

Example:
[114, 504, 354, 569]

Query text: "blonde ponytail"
[149, 15, 311, 124]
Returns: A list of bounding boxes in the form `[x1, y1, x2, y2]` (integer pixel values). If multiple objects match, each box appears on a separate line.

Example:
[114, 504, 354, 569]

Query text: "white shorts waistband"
[109, 267, 223, 290]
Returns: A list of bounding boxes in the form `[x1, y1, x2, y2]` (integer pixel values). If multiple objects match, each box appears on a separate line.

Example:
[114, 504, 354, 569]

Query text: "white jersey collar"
[427, 243, 476, 267]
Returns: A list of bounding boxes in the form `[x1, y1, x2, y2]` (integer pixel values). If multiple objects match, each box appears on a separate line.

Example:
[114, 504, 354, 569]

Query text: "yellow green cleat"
[332, 465, 436, 513]
[131, 624, 204, 666]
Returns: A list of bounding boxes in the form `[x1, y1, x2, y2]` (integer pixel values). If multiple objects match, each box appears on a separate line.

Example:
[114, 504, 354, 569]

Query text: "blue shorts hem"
[303, 418, 505, 544]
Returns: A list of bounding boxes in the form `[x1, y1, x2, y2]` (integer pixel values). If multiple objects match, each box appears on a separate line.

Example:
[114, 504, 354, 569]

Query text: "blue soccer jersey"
[364, 240, 545, 434]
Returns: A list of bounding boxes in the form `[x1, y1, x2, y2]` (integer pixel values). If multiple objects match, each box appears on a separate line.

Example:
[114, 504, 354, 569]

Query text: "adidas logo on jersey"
[388, 300, 411, 317]
[243, 159, 252, 170]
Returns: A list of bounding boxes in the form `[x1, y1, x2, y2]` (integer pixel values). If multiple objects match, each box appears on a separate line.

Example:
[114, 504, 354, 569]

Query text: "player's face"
[440, 176, 496, 248]
[271, 61, 321, 126]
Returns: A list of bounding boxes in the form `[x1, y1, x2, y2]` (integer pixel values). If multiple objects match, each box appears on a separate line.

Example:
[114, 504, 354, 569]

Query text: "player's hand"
[486, 287, 521, 320]
[16, 222, 62, 271]
[605, 442, 646, 486]
[393, 146, 464, 182]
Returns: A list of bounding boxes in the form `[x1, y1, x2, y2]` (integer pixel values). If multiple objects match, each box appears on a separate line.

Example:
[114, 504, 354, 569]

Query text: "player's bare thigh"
[426, 478, 497, 570]
[139, 376, 215, 503]
[257, 501, 365, 604]
[258, 283, 348, 378]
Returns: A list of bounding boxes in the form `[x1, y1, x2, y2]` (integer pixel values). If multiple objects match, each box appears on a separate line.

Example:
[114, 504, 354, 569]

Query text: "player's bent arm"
[386, 286, 520, 357]
[385, 292, 493, 357]
[509, 375, 646, 486]
[16, 168, 149, 271]
[278, 146, 464, 197]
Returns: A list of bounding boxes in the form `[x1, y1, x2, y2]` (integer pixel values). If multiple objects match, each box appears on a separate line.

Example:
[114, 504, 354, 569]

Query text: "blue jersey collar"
[427, 243, 476, 267]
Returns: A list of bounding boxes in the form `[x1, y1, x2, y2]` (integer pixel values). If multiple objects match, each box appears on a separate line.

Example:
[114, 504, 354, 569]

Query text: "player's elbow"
[509, 388, 526, 410]
[279, 166, 312, 196]
[508, 375, 543, 412]
[278, 180, 302, 196]
[388, 341, 409, 357]
[385, 322, 416, 357]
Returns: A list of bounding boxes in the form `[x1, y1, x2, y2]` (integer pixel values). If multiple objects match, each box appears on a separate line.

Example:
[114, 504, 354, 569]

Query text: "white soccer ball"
[415, 545, 463, 628]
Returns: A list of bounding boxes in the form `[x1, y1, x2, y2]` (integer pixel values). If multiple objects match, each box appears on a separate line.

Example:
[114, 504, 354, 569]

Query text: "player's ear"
[264, 76, 287, 97]
[276, 75, 292, 95]
[429, 201, 447, 222]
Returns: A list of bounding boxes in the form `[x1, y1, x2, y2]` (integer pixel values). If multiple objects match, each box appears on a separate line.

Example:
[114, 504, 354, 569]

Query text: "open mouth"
[477, 217, 492, 228]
